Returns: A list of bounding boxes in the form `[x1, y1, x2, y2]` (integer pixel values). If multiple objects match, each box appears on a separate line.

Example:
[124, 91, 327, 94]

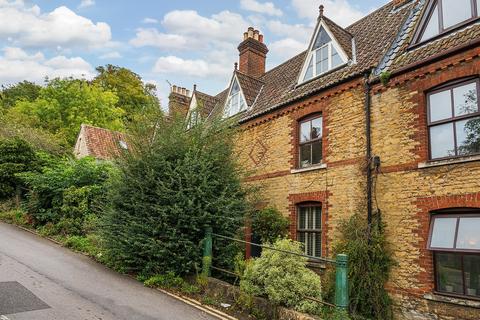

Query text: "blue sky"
[0, 0, 388, 107]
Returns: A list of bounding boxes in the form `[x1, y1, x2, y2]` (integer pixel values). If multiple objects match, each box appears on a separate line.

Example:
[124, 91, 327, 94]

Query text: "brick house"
[171, 0, 480, 318]
[74, 124, 128, 160]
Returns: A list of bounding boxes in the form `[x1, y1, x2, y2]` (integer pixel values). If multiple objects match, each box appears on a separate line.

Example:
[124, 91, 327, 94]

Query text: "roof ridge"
[82, 124, 124, 136]
[261, 50, 307, 79]
[322, 16, 354, 37]
[346, 0, 397, 31]
[235, 70, 265, 84]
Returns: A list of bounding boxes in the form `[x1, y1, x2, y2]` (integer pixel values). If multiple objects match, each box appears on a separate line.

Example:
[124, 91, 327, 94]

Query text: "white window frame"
[298, 21, 349, 85]
[186, 95, 200, 129]
[223, 75, 247, 118]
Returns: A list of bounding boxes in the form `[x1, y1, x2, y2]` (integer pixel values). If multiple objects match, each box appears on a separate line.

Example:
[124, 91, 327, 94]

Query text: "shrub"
[64, 235, 99, 256]
[251, 207, 289, 244]
[144, 272, 183, 289]
[0, 209, 28, 226]
[20, 157, 112, 232]
[0, 138, 38, 199]
[240, 238, 322, 314]
[101, 115, 249, 276]
[333, 212, 395, 320]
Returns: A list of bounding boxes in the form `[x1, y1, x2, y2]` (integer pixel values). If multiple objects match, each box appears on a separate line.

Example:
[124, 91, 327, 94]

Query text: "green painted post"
[335, 254, 349, 311]
[202, 227, 213, 277]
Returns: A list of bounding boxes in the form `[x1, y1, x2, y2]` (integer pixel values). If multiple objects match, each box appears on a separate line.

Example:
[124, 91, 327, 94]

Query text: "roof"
[377, 0, 480, 74]
[76, 124, 127, 160]
[207, 0, 415, 122]
[194, 90, 218, 117]
[235, 71, 264, 106]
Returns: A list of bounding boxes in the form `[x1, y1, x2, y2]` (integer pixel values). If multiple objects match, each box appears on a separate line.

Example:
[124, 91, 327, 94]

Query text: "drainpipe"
[364, 71, 373, 229]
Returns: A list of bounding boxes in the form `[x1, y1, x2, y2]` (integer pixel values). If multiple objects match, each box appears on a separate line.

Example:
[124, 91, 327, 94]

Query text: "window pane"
[421, 4, 439, 42]
[430, 123, 455, 159]
[300, 121, 310, 142]
[311, 117, 322, 139]
[430, 217, 457, 248]
[464, 255, 480, 297]
[314, 207, 321, 230]
[453, 82, 478, 116]
[435, 253, 464, 294]
[307, 232, 314, 256]
[312, 141, 322, 165]
[231, 79, 240, 94]
[298, 207, 306, 229]
[331, 46, 343, 68]
[477, 0, 480, 16]
[300, 144, 311, 168]
[303, 55, 314, 81]
[456, 217, 480, 250]
[314, 233, 322, 257]
[442, 0, 472, 29]
[429, 90, 452, 122]
[298, 232, 306, 252]
[456, 117, 480, 156]
[313, 26, 331, 49]
[239, 94, 246, 111]
[307, 207, 314, 229]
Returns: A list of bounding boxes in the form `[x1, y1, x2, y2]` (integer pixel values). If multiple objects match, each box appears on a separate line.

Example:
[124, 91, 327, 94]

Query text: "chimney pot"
[193, 84, 197, 92]
[238, 27, 268, 78]
[259, 34, 264, 43]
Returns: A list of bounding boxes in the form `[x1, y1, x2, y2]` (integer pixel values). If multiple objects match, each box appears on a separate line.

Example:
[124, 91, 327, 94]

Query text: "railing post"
[335, 253, 349, 311]
[202, 226, 213, 277]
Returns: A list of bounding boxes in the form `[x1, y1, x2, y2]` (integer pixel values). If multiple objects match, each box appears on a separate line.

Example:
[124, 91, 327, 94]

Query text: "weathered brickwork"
[235, 48, 480, 319]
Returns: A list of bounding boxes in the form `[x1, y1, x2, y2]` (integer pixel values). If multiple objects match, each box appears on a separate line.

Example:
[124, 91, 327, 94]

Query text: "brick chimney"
[238, 27, 268, 78]
[168, 85, 191, 118]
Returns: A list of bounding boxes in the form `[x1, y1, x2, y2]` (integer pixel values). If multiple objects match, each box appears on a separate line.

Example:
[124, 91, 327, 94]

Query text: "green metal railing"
[201, 227, 349, 311]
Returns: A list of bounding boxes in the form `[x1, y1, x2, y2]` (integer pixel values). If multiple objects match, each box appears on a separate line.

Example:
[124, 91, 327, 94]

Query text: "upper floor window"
[224, 77, 246, 118]
[427, 79, 480, 160]
[428, 212, 480, 298]
[300, 26, 347, 83]
[299, 115, 322, 168]
[416, 0, 479, 43]
[297, 204, 322, 258]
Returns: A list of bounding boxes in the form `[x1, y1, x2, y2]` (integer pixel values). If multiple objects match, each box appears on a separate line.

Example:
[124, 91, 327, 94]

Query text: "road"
[0, 222, 218, 320]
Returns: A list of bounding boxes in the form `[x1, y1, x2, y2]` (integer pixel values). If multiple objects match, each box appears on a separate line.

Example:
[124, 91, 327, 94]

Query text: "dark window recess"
[299, 116, 323, 168]
[415, 0, 479, 44]
[428, 213, 480, 299]
[297, 205, 322, 257]
[427, 79, 480, 160]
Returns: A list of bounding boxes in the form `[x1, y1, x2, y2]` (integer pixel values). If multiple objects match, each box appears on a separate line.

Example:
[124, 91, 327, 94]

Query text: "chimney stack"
[238, 27, 268, 78]
[168, 85, 191, 118]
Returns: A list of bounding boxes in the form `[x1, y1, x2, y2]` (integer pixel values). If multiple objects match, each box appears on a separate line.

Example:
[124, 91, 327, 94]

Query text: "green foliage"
[1, 81, 41, 109]
[101, 114, 249, 277]
[64, 235, 99, 256]
[93, 64, 160, 123]
[333, 212, 395, 320]
[240, 238, 322, 314]
[379, 71, 391, 86]
[20, 157, 112, 234]
[0, 138, 38, 199]
[144, 272, 200, 294]
[9, 78, 124, 145]
[251, 207, 289, 244]
[0, 209, 29, 226]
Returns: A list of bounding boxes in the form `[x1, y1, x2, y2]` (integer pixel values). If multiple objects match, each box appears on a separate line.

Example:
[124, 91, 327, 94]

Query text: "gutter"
[364, 71, 373, 228]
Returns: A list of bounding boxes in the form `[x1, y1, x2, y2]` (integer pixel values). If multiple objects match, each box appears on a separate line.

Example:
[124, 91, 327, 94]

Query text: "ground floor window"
[428, 212, 480, 298]
[297, 204, 322, 257]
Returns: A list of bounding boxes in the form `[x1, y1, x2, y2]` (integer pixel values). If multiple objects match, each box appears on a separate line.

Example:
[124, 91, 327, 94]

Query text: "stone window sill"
[291, 163, 327, 174]
[423, 292, 480, 308]
[418, 154, 480, 169]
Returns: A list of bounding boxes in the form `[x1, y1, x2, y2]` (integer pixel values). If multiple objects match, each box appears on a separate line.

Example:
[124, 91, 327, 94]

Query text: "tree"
[9, 78, 124, 145]
[0, 138, 38, 200]
[101, 115, 249, 276]
[93, 65, 160, 122]
[0, 81, 41, 109]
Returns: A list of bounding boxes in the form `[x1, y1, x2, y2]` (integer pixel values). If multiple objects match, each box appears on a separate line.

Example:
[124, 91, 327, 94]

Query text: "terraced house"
[169, 0, 480, 318]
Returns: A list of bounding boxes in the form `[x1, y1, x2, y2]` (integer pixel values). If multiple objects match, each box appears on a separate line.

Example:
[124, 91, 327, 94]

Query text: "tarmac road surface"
[0, 222, 218, 320]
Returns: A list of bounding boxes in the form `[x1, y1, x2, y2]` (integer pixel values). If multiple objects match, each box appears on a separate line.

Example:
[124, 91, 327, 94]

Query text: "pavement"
[0, 222, 219, 320]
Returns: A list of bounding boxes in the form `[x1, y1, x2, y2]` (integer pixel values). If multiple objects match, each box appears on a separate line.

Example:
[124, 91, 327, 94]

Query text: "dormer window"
[224, 76, 247, 118]
[415, 0, 479, 44]
[299, 17, 349, 85]
[186, 95, 200, 129]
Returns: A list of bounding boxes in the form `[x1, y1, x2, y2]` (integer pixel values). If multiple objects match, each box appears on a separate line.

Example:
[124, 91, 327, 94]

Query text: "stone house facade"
[170, 0, 480, 318]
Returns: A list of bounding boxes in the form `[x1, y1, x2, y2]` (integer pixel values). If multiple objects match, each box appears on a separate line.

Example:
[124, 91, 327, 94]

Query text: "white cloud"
[269, 38, 306, 60]
[0, 2, 111, 49]
[130, 29, 189, 50]
[142, 17, 158, 24]
[153, 56, 230, 78]
[240, 0, 282, 16]
[99, 51, 122, 59]
[78, 0, 95, 9]
[266, 20, 312, 43]
[291, 0, 365, 27]
[0, 47, 94, 84]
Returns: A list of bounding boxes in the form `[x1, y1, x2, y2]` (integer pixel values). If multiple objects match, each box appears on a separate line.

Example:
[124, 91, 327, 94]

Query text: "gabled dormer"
[298, 5, 353, 84]
[186, 85, 218, 128]
[223, 73, 248, 118]
[412, 0, 480, 45]
[186, 92, 199, 129]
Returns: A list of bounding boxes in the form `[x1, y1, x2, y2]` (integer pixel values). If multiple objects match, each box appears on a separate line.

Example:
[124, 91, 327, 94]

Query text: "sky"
[0, 0, 388, 108]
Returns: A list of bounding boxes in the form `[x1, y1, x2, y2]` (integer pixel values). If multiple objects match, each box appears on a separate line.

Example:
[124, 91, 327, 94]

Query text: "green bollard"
[335, 253, 349, 311]
[202, 227, 213, 277]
